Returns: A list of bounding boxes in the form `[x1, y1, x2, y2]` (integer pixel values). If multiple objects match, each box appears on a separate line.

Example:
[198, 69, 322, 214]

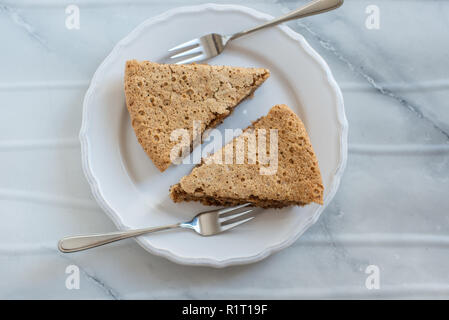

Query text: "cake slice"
[170, 104, 324, 208]
[124, 60, 270, 172]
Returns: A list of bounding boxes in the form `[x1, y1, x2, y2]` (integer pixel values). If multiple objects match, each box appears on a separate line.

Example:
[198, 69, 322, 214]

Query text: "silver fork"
[169, 0, 343, 64]
[58, 203, 255, 253]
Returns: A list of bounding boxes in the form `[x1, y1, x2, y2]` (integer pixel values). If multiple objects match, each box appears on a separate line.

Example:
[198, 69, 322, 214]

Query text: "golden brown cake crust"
[124, 60, 270, 172]
[170, 104, 324, 208]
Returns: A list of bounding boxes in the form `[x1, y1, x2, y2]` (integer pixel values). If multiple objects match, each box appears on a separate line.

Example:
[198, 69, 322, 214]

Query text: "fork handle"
[230, 0, 343, 41]
[58, 224, 181, 253]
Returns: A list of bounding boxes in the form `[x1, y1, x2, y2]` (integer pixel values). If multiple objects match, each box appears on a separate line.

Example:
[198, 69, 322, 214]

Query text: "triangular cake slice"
[124, 60, 270, 172]
[170, 104, 324, 208]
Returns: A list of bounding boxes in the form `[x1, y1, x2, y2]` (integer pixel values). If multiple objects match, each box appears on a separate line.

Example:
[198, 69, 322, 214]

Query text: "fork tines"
[168, 38, 206, 64]
[218, 203, 256, 231]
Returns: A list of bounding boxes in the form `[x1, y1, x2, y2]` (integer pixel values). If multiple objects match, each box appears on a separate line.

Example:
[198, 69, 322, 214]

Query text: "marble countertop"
[1, 0, 448, 299]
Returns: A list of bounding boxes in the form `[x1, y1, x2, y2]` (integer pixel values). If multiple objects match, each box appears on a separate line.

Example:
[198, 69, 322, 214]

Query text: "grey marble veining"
[0, 0, 448, 299]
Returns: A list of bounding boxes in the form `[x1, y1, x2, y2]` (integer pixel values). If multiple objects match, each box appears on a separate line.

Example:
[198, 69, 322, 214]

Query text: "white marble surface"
[1, 0, 448, 299]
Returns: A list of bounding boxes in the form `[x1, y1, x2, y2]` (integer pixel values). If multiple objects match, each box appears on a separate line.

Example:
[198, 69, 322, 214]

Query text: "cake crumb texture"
[124, 60, 270, 171]
[170, 104, 324, 208]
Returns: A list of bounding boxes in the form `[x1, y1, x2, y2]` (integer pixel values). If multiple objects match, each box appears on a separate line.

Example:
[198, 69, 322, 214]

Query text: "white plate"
[80, 4, 348, 267]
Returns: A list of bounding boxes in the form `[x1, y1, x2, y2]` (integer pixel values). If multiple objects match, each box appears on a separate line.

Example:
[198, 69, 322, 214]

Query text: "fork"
[58, 203, 255, 253]
[169, 0, 343, 64]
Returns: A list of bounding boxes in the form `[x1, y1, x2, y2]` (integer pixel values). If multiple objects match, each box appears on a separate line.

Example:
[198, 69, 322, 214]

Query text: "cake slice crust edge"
[124, 60, 270, 172]
[169, 104, 324, 208]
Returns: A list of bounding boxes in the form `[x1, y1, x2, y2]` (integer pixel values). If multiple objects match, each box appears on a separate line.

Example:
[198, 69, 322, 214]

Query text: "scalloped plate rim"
[79, 3, 348, 268]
